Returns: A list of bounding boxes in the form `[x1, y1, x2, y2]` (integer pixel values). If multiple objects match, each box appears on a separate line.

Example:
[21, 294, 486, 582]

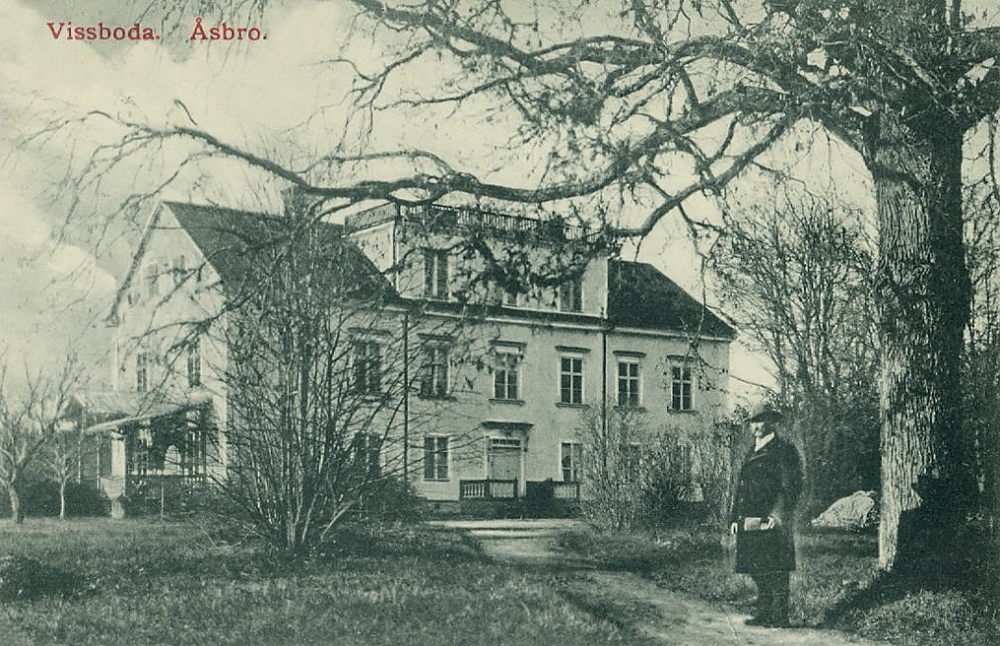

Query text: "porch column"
[109, 435, 127, 520]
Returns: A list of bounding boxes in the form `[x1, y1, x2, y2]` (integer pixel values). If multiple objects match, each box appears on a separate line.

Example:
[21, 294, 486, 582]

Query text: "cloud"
[0, 179, 117, 381]
[0, 0, 368, 383]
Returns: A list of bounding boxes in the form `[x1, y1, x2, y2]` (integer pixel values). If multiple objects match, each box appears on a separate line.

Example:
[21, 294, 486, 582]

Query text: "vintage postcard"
[1, 1, 996, 644]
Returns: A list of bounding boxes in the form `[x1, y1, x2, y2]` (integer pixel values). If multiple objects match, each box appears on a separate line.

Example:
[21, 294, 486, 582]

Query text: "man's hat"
[748, 401, 782, 423]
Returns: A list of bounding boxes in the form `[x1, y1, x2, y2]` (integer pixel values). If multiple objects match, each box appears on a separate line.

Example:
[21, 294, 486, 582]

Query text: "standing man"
[729, 401, 804, 627]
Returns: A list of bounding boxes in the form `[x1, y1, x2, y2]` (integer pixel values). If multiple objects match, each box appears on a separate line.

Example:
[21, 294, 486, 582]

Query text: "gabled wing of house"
[164, 201, 396, 301]
[109, 201, 397, 323]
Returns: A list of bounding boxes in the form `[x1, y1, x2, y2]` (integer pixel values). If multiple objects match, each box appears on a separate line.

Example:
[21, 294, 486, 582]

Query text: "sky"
[0, 0, 887, 403]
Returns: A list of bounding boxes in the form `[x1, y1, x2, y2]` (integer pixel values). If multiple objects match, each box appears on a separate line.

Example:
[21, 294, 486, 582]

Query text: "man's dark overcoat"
[730, 435, 803, 574]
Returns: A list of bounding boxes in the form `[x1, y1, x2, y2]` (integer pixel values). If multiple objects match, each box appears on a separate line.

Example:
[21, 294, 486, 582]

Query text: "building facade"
[78, 197, 734, 511]
[345, 203, 734, 503]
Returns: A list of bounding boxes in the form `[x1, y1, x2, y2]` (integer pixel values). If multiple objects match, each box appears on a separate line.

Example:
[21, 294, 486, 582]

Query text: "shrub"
[352, 476, 426, 523]
[577, 404, 736, 531]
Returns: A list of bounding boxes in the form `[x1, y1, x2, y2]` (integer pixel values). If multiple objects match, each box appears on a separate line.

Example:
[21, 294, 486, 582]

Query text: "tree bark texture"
[870, 111, 974, 571]
[8, 486, 23, 524]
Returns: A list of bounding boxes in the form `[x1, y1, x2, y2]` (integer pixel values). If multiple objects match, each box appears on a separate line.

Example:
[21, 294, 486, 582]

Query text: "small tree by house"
[42, 422, 87, 520]
[0, 360, 77, 523]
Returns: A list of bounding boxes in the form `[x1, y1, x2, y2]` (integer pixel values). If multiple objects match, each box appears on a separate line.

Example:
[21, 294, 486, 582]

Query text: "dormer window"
[423, 249, 449, 299]
[558, 277, 583, 312]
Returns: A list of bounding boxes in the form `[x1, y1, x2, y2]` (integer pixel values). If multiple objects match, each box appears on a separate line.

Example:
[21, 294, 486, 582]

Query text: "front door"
[487, 438, 521, 481]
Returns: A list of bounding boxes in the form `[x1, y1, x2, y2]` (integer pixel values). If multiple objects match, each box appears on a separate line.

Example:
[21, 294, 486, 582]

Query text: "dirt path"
[434, 519, 885, 646]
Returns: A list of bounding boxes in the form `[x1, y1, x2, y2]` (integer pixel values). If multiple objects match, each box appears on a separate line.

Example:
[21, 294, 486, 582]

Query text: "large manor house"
[65, 192, 734, 513]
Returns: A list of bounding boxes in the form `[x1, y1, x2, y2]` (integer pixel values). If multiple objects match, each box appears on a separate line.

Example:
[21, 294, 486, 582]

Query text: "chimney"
[281, 185, 317, 219]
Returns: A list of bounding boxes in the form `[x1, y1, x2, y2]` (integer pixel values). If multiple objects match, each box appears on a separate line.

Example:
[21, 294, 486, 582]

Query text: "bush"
[353, 476, 425, 523]
[577, 404, 741, 531]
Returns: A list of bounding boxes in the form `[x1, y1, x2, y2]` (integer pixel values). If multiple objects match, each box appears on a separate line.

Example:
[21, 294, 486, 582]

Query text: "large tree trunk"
[870, 111, 974, 572]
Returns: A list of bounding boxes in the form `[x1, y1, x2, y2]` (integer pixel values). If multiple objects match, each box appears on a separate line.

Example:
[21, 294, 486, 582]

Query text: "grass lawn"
[558, 524, 1000, 646]
[0, 518, 654, 646]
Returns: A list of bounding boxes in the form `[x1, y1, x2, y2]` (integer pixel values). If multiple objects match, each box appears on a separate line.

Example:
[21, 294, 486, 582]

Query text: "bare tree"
[220, 220, 392, 553]
[713, 193, 876, 403]
[43, 421, 86, 521]
[0, 359, 78, 523]
[32, 0, 1000, 572]
[964, 151, 1000, 542]
[576, 403, 653, 531]
[711, 192, 879, 509]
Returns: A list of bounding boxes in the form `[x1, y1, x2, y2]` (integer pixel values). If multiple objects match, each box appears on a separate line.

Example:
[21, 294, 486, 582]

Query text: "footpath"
[433, 519, 886, 646]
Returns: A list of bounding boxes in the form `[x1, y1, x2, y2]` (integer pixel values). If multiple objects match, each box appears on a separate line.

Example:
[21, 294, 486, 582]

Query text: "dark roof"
[114, 202, 729, 340]
[607, 260, 735, 338]
[163, 202, 394, 299]
[405, 260, 734, 340]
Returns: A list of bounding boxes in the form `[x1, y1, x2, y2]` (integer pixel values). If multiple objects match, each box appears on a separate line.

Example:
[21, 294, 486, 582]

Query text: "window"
[353, 340, 382, 393]
[493, 352, 520, 401]
[145, 264, 159, 299]
[617, 360, 640, 406]
[558, 277, 583, 312]
[187, 336, 202, 388]
[423, 249, 449, 298]
[503, 290, 520, 307]
[352, 432, 382, 478]
[136, 352, 148, 393]
[561, 442, 583, 481]
[173, 255, 187, 286]
[671, 363, 694, 411]
[423, 436, 449, 481]
[420, 345, 449, 398]
[560, 356, 584, 404]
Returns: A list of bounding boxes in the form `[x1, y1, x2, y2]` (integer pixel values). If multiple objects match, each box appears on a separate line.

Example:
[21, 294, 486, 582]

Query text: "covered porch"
[64, 391, 216, 517]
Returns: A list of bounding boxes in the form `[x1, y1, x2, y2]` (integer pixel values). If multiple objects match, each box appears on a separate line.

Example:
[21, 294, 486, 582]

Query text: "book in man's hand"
[741, 517, 771, 532]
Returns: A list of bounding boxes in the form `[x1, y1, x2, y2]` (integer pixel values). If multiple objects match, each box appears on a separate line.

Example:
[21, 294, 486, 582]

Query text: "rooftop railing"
[345, 203, 595, 241]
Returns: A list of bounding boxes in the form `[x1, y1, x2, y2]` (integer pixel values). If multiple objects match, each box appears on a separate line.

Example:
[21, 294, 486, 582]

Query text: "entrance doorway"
[487, 438, 522, 481]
